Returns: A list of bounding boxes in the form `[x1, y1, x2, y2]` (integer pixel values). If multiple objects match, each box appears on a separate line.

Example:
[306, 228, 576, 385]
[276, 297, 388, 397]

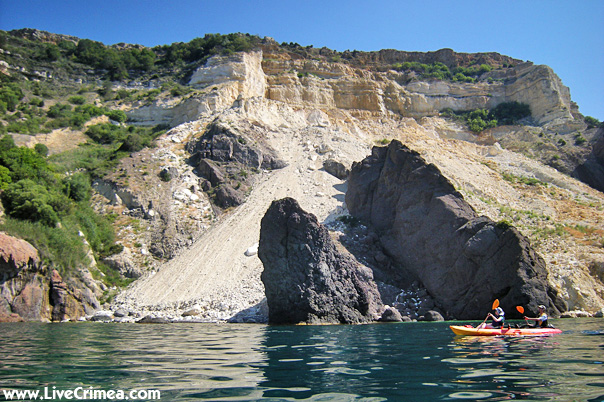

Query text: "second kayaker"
[524, 305, 549, 328]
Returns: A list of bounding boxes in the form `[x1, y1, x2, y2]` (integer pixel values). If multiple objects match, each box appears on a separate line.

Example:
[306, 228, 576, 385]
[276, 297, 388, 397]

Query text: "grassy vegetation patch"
[441, 102, 531, 133]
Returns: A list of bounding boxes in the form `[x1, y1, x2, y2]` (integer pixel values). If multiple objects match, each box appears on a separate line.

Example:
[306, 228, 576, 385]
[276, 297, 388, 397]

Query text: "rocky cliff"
[3, 31, 603, 322]
[0, 232, 99, 322]
[109, 46, 604, 322]
[262, 51, 573, 128]
[346, 140, 564, 319]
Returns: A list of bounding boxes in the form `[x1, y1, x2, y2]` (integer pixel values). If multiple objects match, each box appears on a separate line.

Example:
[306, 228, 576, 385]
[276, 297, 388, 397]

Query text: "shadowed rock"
[346, 140, 564, 319]
[323, 159, 350, 180]
[258, 197, 383, 324]
[573, 128, 604, 193]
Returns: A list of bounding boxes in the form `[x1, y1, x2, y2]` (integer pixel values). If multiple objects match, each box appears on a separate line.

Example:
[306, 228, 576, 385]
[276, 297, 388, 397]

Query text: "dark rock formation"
[49, 269, 92, 322]
[258, 197, 383, 324]
[188, 121, 286, 170]
[573, 128, 604, 193]
[421, 311, 445, 322]
[379, 306, 402, 322]
[346, 140, 563, 320]
[137, 315, 170, 324]
[188, 120, 287, 209]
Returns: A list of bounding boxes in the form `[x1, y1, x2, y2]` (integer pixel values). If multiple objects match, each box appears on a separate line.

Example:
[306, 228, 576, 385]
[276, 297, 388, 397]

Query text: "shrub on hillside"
[441, 102, 531, 133]
[584, 116, 602, 129]
[85, 123, 123, 144]
[63, 172, 91, 202]
[68, 95, 86, 105]
[34, 143, 49, 157]
[1, 179, 65, 226]
[0, 142, 52, 183]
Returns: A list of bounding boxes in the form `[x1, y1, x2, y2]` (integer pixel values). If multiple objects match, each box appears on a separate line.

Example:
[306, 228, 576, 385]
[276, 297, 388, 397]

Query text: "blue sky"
[1, 0, 603, 120]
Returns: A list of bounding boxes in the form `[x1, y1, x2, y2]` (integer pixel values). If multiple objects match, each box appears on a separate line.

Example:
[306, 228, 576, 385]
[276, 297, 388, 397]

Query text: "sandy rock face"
[263, 56, 573, 128]
[0, 232, 40, 271]
[502, 63, 573, 127]
[189, 51, 267, 98]
[128, 51, 267, 127]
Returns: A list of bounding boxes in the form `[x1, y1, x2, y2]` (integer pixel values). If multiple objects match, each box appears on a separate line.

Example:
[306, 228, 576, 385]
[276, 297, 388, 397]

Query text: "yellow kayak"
[450, 325, 562, 336]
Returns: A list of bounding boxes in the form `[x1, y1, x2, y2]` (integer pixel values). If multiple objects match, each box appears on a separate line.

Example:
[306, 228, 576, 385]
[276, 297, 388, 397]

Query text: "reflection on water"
[446, 325, 604, 401]
[0, 320, 602, 401]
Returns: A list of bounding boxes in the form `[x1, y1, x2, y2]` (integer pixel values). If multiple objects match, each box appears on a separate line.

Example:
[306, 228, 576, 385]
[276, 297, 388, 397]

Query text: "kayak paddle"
[516, 306, 528, 324]
[481, 299, 500, 325]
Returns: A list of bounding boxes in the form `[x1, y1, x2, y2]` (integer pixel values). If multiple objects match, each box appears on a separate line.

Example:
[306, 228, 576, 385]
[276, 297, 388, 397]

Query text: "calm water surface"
[0, 319, 603, 401]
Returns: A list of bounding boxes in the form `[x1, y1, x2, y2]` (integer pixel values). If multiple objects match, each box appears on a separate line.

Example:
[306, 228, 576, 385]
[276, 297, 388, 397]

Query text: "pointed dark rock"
[346, 140, 564, 319]
[258, 197, 383, 324]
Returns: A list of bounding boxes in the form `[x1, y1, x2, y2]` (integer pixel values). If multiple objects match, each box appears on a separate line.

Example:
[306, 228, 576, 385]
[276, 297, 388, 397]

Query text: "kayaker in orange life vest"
[477, 306, 505, 329]
[524, 305, 549, 328]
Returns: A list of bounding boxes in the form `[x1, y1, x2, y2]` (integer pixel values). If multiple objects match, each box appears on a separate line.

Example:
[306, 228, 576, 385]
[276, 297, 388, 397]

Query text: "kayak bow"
[450, 325, 562, 337]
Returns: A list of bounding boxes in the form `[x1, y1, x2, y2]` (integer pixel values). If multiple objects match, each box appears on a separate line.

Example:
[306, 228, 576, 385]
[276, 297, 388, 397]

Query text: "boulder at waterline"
[258, 197, 383, 324]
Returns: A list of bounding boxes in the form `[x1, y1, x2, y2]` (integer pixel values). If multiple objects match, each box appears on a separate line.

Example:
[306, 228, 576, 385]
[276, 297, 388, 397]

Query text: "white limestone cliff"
[113, 50, 603, 322]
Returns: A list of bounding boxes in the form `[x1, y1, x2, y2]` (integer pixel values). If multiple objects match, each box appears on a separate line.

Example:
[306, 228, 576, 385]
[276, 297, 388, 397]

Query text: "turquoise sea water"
[0, 319, 603, 401]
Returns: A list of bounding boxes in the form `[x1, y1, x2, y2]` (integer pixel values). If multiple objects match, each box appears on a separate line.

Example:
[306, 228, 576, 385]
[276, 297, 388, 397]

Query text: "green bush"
[85, 123, 124, 144]
[68, 95, 86, 105]
[467, 109, 497, 133]
[0, 85, 24, 112]
[574, 134, 587, 145]
[155, 33, 261, 66]
[393, 62, 494, 82]
[0, 217, 90, 276]
[34, 143, 49, 157]
[105, 109, 127, 123]
[159, 168, 172, 182]
[491, 101, 531, 125]
[29, 97, 44, 107]
[47, 103, 72, 118]
[584, 116, 602, 129]
[65, 206, 120, 258]
[441, 102, 531, 133]
[0, 142, 52, 182]
[119, 133, 145, 152]
[1, 179, 65, 226]
[63, 172, 91, 202]
[0, 165, 11, 190]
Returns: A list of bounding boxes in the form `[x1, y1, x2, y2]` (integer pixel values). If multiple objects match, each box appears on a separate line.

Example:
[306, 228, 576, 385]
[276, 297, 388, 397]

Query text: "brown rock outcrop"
[0, 232, 49, 321]
[0, 233, 98, 321]
[50, 269, 88, 322]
